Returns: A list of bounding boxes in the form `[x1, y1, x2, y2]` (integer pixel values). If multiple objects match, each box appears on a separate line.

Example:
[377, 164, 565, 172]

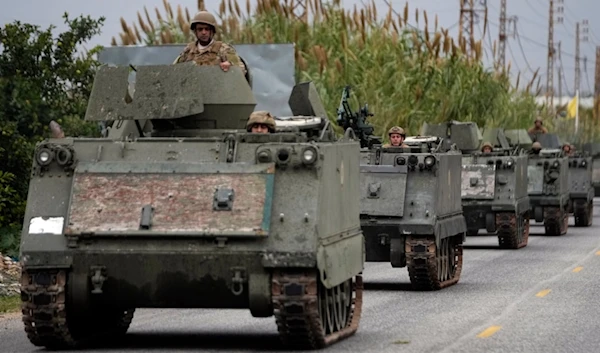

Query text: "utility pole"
[497, 0, 507, 71]
[575, 22, 580, 95]
[459, 0, 487, 59]
[290, 0, 308, 21]
[546, 0, 555, 110]
[558, 41, 562, 106]
[594, 46, 600, 122]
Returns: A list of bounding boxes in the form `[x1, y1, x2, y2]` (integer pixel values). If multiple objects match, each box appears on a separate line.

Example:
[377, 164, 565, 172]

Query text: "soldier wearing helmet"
[173, 11, 246, 75]
[246, 111, 275, 133]
[527, 116, 548, 135]
[562, 143, 573, 156]
[481, 141, 493, 153]
[382, 126, 408, 148]
[530, 141, 542, 155]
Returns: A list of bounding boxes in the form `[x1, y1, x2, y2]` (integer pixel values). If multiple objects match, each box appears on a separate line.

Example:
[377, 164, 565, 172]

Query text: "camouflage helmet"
[246, 111, 276, 132]
[190, 11, 217, 31]
[532, 141, 542, 149]
[481, 141, 493, 151]
[388, 126, 406, 136]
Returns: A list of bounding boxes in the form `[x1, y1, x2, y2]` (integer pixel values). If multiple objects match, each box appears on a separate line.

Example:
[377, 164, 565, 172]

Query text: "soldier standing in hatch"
[246, 111, 275, 133]
[481, 142, 493, 153]
[382, 126, 409, 148]
[530, 141, 542, 155]
[527, 117, 549, 135]
[173, 11, 246, 75]
[562, 143, 573, 156]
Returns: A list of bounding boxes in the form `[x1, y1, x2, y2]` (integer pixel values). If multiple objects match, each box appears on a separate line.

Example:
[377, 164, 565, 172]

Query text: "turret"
[420, 120, 482, 153]
[84, 62, 256, 136]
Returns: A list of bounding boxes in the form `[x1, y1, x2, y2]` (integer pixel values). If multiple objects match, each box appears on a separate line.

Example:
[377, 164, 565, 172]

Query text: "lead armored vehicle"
[340, 96, 466, 290]
[19, 63, 364, 349]
[565, 149, 594, 226]
[527, 133, 570, 235]
[424, 123, 531, 249]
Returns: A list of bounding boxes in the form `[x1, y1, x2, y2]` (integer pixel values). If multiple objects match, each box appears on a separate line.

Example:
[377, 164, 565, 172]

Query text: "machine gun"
[336, 85, 381, 148]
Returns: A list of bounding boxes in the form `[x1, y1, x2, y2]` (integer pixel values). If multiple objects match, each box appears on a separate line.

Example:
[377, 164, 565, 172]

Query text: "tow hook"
[231, 267, 246, 296]
[90, 266, 107, 294]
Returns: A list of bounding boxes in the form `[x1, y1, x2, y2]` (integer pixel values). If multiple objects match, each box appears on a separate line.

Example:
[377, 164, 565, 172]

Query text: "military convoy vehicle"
[564, 150, 594, 226]
[19, 63, 365, 349]
[338, 96, 466, 291]
[580, 142, 600, 196]
[422, 123, 531, 249]
[527, 133, 571, 235]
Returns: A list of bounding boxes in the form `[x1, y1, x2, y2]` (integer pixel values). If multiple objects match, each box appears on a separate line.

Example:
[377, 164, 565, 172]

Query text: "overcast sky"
[2, 0, 598, 96]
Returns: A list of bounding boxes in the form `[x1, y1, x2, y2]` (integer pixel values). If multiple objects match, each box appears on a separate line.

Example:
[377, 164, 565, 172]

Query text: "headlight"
[581, 160, 587, 167]
[506, 158, 514, 167]
[36, 147, 54, 166]
[552, 160, 560, 168]
[301, 146, 318, 165]
[424, 155, 436, 167]
[256, 149, 272, 163]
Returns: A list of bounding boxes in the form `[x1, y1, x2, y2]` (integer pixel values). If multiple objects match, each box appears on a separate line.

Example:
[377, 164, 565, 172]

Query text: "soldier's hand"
[219, 61, 231, 72]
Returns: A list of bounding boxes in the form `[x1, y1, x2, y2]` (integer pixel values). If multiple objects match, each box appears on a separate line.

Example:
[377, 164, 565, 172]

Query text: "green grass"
[0, 295, 20, 314]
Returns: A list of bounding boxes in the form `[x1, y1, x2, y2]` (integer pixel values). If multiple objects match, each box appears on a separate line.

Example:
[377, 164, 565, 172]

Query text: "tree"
[0, 13, 105, 257]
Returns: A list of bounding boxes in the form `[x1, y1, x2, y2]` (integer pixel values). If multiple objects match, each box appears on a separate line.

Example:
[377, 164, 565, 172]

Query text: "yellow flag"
[566, 96, 578, 119]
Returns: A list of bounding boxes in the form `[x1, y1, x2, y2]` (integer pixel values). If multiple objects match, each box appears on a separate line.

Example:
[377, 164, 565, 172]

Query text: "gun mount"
[420, 120, 482, 153]
[336, 86, 380, 148]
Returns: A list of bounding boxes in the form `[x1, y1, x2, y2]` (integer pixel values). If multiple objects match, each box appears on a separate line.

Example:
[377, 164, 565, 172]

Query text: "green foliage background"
[0, 14, 105, 257]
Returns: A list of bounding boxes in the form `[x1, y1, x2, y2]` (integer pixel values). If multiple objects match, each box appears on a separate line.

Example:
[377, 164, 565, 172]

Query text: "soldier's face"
[390, 133, 403, 146]
[483, 146, 492, 153]
[535, 120, 542, 128]
[194, 24, 213, 43]
[251, 124, 270, 134]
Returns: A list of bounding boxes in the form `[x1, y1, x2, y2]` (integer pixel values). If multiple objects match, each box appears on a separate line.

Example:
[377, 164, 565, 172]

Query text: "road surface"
[2, 201, 599, 352]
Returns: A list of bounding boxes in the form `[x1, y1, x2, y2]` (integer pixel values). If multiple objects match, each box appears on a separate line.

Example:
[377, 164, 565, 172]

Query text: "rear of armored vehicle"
[460, 127, 531, 249]
[527, 149, 570, 235]
[359, 136, 466, 290]
[19, 64, 364, 349]
[566, 153, 594, 226]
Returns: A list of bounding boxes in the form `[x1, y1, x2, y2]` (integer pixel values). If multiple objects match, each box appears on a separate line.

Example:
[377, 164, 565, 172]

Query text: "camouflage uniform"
[527, 117, 548, 134]
[246, 111, 276, 133]
[173, 10, 247, 75]
[383, 126, 408, 148]
[174, 41, 247, 75]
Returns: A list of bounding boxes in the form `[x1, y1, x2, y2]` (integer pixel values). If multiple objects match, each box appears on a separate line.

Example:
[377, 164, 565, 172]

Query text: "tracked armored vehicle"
[359, 135, 466, 290]
[424, 122, 531, 249]
[580, 142, 600, 196]
[565, 150, 594, 226]
[527, 133, 570, 235]
[19, 63, 364, 349]
[341, 98, 466, 290]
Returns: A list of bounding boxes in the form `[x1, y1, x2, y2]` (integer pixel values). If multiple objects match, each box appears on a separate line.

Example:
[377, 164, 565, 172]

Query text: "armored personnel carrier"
[19, 63, 364, 349]
[344, 101, 466, 290]
[422, 123, 531, 249]
[580, 142, 600, 196]
[565, 149, 594, 226]
[527, 133, 570, 235]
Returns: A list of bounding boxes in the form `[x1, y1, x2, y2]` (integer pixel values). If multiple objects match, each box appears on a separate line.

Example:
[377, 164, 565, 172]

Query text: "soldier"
[562, 143, 572, 156]
[527, 117, 549, 135]
[246, 111, 275, 133]
[530, 141, 542, 155]
[173, 11, 246, 75]
[382, 126, 409, 148]
[481, 141, 493, 153]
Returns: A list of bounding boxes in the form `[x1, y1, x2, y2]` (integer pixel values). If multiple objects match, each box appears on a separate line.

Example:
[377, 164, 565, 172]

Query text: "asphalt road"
[2, 200, 600, 353]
